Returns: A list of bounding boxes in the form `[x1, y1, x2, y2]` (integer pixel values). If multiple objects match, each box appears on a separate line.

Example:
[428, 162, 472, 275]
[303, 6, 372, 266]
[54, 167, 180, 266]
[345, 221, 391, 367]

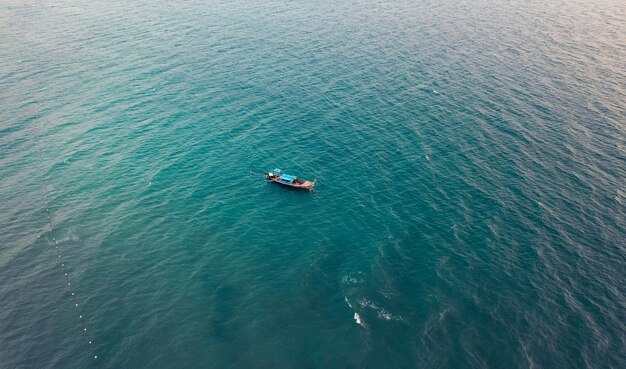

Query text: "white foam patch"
[345, 297, 364, 327]
[354, 312, 364, 326]
[341, 272, 364, 285]
[358, 298, 406, 322]
[344, 296, 353, 309]
[56, 234, 80, 244]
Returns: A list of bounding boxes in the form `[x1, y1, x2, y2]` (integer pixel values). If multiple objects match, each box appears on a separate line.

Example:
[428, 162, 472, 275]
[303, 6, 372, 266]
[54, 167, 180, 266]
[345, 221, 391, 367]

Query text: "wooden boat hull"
[268, 177, 316, 190]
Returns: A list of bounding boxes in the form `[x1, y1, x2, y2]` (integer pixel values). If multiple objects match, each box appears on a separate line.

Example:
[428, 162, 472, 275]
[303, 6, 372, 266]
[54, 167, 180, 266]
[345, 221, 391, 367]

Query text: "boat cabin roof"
[280, 174, 296, 181]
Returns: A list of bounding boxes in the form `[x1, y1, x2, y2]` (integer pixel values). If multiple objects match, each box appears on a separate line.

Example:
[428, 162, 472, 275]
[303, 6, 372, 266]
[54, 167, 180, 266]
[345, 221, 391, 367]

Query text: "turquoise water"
[1, 0, 625, 368]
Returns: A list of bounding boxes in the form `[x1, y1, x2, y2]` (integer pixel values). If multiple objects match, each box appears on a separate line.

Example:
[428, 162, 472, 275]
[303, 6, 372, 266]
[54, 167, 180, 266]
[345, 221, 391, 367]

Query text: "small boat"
[267, 169, 316, 190]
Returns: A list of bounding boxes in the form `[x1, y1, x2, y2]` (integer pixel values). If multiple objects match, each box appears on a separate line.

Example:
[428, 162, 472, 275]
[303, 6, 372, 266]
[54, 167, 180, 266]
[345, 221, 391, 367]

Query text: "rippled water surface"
[1, 0, 625, 368]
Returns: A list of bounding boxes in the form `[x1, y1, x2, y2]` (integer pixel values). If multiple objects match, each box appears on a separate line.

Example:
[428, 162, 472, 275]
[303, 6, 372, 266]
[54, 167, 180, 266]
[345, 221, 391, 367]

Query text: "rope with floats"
[34, 110, 103, 368]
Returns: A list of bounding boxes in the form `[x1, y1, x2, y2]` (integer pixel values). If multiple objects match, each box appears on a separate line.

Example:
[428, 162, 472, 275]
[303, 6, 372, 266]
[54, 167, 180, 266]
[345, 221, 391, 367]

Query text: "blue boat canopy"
[280, 174, 296, 181]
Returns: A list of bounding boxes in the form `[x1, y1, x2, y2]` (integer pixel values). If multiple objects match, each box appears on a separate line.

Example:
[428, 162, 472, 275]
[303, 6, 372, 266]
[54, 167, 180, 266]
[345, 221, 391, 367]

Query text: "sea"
[0, 0, 624, 368]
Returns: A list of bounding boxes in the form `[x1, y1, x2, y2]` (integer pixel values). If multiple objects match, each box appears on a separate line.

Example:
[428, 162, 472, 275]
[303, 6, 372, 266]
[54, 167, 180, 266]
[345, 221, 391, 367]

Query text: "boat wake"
[358, 298, 406, 323]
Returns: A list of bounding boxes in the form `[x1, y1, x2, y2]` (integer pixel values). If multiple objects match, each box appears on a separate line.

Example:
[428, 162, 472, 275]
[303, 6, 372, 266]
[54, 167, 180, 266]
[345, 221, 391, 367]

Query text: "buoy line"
[34, 111, 103, 368]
